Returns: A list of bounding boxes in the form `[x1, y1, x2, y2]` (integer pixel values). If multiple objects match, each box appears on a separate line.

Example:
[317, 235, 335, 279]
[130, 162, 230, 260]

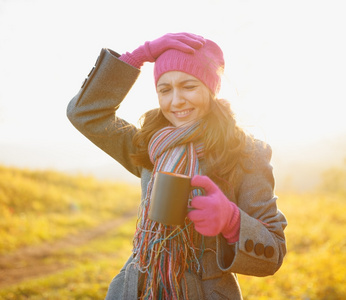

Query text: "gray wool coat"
[67, 48, 287, 300]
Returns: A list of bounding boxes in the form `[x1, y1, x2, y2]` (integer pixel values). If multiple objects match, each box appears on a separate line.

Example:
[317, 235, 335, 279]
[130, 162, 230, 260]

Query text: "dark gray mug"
[148, 171, 203, 226]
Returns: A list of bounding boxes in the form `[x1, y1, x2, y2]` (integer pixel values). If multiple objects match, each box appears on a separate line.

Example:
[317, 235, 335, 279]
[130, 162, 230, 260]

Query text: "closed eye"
[184, 85, 197, 90]
[159, 88, 171, 94]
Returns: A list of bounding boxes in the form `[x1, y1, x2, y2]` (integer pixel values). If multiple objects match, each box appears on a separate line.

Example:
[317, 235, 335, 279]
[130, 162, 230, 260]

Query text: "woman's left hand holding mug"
[188, 175, 240, 243]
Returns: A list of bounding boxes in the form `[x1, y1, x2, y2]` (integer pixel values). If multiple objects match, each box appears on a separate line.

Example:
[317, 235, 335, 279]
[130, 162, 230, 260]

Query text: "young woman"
[67, 33, 287, 300]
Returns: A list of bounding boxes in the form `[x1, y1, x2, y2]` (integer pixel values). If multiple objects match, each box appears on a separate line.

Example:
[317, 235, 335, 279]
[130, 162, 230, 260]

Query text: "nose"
[171, 89, 185, 107]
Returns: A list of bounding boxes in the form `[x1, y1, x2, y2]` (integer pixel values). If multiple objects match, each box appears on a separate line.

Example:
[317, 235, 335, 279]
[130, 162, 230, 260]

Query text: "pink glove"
[119, 32, 206, 68]
[187, 175, 240, 243]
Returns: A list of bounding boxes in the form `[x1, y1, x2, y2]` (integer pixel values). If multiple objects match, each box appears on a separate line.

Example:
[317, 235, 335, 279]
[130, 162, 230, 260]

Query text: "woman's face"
[156, 71, 211, 127]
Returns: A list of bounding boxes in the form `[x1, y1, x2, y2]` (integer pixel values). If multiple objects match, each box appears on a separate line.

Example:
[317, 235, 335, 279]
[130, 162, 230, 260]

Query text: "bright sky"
[1, 0, 345, 178]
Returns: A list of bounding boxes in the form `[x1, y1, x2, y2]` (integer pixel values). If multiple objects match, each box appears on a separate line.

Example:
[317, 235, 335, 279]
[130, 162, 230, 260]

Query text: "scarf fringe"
[132, 123, 204, 299]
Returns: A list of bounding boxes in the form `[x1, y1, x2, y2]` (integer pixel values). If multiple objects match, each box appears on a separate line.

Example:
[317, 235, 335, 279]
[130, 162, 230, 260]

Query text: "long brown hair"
[130, 96, 251, 189]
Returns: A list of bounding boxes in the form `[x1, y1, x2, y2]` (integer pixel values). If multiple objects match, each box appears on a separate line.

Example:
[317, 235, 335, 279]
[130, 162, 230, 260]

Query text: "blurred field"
[0, 164, 345, 299]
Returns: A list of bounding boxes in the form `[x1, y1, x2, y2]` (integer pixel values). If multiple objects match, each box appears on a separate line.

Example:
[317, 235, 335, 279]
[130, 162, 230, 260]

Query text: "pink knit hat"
[154, 38, 225, 95]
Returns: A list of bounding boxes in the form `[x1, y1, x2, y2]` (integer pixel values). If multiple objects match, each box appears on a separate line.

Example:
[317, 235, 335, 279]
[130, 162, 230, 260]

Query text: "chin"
[176, 120, 198, 127]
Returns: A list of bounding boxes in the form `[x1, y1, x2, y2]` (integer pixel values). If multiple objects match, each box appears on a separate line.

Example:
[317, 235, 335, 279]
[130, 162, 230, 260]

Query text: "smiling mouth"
[173, 109, 194, 117]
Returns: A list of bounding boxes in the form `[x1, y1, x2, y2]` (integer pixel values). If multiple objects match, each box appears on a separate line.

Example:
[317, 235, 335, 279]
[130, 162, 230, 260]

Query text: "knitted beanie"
[154, 38, 225, 95]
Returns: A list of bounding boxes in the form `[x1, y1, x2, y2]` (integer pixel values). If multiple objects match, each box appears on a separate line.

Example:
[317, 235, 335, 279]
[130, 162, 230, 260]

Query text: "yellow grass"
[238, 192, 346, 299]
[0, 165, 345, 299]
[0, 165, 140, 254]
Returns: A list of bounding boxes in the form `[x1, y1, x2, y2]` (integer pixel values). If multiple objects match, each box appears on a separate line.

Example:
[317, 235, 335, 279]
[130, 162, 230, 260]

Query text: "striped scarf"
[132, 122, 204, 299]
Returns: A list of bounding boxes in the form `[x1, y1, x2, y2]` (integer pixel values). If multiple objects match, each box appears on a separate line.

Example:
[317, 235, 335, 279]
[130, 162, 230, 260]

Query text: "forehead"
[157, 71, 200, 86]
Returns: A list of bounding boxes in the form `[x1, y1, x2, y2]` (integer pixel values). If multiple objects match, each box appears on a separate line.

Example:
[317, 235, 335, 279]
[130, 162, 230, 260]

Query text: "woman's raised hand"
[146, 33, 205, 60]
[119, 33, 206, 69]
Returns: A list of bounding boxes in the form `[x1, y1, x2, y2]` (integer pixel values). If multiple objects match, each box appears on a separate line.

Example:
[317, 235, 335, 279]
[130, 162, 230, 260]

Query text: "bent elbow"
[66, 97, 85, 130]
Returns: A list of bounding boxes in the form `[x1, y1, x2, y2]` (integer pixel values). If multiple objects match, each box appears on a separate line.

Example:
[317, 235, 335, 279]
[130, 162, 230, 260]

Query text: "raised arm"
[67, 48, 141, 176]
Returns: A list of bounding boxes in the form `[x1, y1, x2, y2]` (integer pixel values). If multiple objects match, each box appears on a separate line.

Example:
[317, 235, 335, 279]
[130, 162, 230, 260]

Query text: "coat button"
[87, 67, 95, 77]
[95, 55, 100, 66]
[254, 243, 264, 256]
[81, 78, 87, 88]
[245, 239, 254, 252]
[264, 246, 274, 258]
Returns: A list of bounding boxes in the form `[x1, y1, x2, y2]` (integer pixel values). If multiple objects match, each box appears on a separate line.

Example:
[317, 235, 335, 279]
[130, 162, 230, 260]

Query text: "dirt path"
[0, 209, 137, 288]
